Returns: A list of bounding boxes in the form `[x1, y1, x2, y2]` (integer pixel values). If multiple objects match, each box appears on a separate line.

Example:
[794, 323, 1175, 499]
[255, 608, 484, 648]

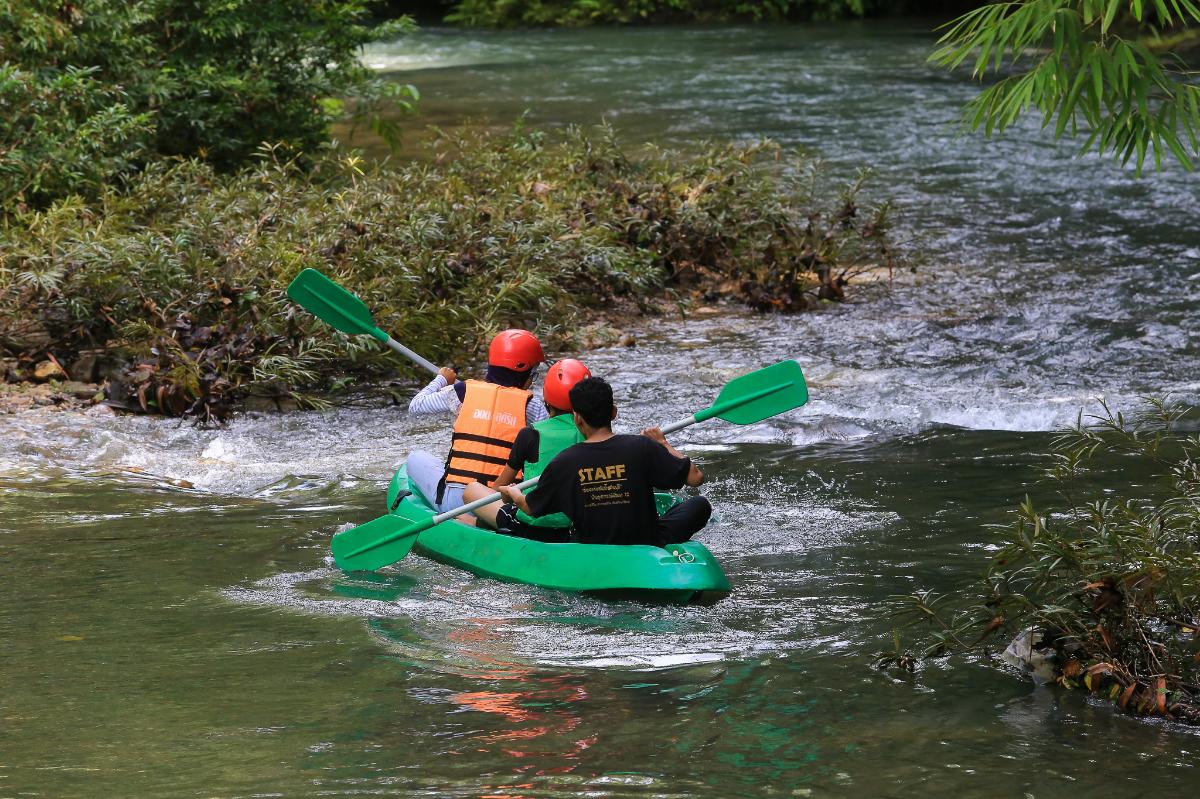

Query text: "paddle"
[286, 267, 439, 374]
[330, 359, 809, 572]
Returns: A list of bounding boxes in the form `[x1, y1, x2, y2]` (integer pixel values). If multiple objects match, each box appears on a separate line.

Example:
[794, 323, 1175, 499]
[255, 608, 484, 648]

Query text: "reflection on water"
[443, 622, 594, 772]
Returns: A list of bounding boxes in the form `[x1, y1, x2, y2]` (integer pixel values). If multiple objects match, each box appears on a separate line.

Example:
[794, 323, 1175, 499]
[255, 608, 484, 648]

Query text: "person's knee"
[406, 450, 436, 470]
[404, 451, 443, 505]
[405, 451, 434, 479]
[689, 496, 713, 525]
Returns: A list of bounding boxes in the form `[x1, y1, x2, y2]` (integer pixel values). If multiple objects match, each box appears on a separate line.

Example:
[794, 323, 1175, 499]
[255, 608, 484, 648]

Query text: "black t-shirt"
[524, 434, 692, 545]
[506, 427, 540, 470]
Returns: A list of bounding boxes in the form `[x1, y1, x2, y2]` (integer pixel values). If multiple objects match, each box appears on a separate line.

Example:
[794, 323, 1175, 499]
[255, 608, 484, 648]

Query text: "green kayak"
[384, 466, 731, 605]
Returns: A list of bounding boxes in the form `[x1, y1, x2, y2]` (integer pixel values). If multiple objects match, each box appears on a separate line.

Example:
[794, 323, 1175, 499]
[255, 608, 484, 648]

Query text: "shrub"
[0, 63, 154, 209]
[0, 0, 416, 210]
[0, 124, 893, 419]
[879, 400, 1200, 724]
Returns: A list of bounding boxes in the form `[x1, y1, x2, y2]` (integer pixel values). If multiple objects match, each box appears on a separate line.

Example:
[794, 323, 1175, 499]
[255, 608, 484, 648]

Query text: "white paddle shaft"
[385, 337, 439, 374]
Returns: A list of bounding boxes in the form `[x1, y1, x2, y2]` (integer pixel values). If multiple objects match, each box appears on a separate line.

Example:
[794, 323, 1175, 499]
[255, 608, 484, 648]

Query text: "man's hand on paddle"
[641, 426, 668, 445]
[438, 366, 458, 384]
[642, 426, 705, 488]
[497, 484, 531, 515]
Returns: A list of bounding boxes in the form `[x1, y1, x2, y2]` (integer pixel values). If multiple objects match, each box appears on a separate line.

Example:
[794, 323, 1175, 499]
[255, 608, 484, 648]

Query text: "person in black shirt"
[496, 377, 712, 547]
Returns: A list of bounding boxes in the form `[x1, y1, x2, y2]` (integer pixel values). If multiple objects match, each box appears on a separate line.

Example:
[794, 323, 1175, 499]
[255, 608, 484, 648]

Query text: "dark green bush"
[0, 1, 415, 210]
[0, 62, 153, 209]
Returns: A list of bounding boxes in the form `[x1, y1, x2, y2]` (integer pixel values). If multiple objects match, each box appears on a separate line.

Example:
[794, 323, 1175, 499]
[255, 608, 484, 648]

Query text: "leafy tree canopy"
[933, 0, 1200, 173]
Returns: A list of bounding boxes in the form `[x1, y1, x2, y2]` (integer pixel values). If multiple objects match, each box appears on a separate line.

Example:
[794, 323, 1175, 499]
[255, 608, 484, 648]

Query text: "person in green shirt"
[462, 358, 592, 542]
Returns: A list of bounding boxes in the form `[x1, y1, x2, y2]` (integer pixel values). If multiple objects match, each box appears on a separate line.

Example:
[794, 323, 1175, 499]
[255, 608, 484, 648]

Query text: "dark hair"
[569, 377, 614, 429]
[485, 364, 535, 388]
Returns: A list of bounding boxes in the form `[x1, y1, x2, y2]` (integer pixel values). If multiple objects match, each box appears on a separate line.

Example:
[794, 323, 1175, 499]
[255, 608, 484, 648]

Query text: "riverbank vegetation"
[1, 126, 894, 420]
[2, 2, 896, 420]
[441, 0, 883, 26]
[878, 401, 1200, 724]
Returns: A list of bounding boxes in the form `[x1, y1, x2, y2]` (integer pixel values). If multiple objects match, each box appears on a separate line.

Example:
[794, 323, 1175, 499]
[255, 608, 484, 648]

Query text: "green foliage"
[0, 1, 416, 210]
[0, 125, 893, 418]
[881, 399, 1200, 723]
[0, 63, 154, 208]
[446, 0, 870, 26]
[932, 0, 1200, 173]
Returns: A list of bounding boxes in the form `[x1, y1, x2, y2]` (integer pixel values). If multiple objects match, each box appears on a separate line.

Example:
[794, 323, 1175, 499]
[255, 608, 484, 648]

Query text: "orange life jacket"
[442, 379, 531, 489]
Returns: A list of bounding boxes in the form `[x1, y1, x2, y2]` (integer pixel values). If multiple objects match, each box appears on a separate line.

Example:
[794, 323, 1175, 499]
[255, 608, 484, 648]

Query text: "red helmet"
[543, 358, 592, 412]
[487, 329, 545, 372]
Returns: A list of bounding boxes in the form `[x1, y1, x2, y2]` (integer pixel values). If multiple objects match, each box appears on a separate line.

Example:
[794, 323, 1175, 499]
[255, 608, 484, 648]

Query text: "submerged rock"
[1001, 630, 1059, 684]
[58, 381, 102, 400]
[242, 394, 301, 413]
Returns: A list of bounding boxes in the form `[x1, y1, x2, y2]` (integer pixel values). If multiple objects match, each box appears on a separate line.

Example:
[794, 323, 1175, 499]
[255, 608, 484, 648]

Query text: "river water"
[2, 22, 1198, 799]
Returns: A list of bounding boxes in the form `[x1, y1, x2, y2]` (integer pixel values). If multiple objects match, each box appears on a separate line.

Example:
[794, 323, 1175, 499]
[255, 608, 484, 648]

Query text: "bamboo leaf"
[1058, 65, 1090, 134]
[1162, 120, 1195, 170]
[1116, 47, 1132, 98]
[1102, 0, 1120, 32]
[1181, 90, 1200, 151]
[1151, 120, 1164, 172]
[1090, 53, 1104, 120]
[974, 30, 998, 77]
[1099, 50, 1119, 112]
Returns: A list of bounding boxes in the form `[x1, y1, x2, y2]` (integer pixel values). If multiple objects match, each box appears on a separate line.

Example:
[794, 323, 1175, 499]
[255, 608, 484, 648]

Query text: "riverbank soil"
[0, 381, 103, 414]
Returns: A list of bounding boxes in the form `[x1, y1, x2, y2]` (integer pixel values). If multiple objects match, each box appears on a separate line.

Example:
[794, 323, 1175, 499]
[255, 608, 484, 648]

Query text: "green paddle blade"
[331, 514, 431, 572]
[287, 268, 387, 343]
[696, 359, 808, 425]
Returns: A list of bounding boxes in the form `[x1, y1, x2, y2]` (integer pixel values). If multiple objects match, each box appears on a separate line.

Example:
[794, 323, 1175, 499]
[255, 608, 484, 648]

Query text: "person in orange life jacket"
[406, 329, 548, 513]
[463, 358, 593, 542]
[496, 377, 712, 547]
